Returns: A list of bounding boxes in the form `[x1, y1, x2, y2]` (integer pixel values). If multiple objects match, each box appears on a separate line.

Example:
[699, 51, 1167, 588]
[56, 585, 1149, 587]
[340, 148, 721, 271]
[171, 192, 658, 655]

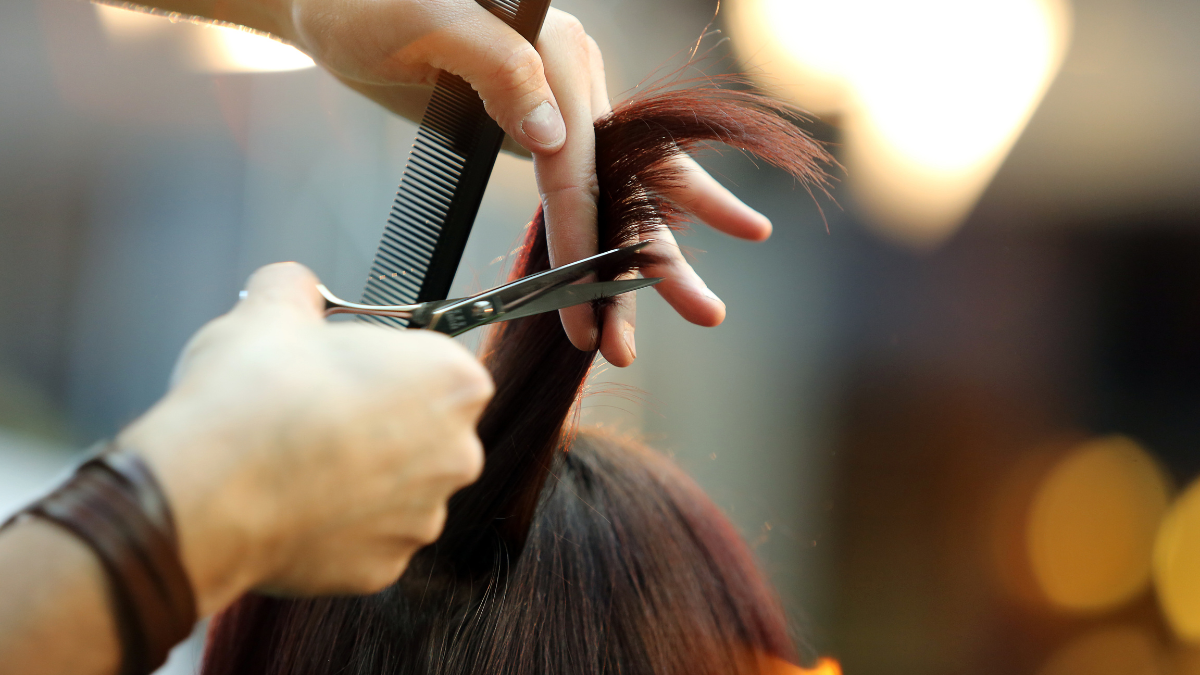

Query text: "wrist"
[118, 393, 271, 617]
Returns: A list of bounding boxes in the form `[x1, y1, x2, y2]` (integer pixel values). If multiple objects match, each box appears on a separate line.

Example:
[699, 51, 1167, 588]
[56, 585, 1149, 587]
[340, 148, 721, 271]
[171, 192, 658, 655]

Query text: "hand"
[283, 1, 774, 367]
[120, 263, 492, 616]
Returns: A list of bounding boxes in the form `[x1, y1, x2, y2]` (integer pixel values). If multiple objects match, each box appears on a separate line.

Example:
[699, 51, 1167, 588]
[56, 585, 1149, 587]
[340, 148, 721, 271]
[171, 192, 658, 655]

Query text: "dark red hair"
[201, 78, 832, 675]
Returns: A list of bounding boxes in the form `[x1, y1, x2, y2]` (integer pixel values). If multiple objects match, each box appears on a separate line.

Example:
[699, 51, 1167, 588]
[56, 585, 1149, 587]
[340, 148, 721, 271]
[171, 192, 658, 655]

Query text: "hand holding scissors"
[316, 242, 661, 337]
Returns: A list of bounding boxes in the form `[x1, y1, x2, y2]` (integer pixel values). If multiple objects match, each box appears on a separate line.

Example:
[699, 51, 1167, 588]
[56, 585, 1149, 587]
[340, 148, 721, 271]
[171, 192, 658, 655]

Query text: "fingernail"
[701, 287, 723, 304]
[521, 101, 565, 147]
[623, 322, 636, 360]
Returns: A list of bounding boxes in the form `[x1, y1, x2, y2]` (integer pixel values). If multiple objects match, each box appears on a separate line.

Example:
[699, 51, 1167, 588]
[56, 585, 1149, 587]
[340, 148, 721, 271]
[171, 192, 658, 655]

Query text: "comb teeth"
[359, 0, 552, 328]
[360, 74, 502, 328]
[488, 0, 521, 19]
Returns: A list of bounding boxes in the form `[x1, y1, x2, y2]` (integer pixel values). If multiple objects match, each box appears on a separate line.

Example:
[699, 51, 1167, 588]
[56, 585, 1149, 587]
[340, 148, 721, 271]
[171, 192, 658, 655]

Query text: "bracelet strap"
[11, 448, 197, 675]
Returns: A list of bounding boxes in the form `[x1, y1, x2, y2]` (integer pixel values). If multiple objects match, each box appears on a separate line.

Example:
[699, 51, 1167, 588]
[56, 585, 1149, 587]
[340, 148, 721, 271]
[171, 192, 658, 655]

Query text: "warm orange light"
[728, 0, 1072, 247]
[193, 24, 316, 73]
[798, 657, 842, 675]
[766, 655, 843, 675]
[1154, 478, 1200, 643]
[94, 2, 168, 38]
[1035, 625, 1163, 675]
[1026, 436, 1170, 613]
[93, 2, 315, 73]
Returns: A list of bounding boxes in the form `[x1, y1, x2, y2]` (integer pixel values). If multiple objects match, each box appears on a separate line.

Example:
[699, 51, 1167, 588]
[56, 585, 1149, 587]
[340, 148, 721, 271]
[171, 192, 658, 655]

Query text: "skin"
[0, 263, 492, 675]
[100, 0, 774, 366]
[0, 3, 773, 671]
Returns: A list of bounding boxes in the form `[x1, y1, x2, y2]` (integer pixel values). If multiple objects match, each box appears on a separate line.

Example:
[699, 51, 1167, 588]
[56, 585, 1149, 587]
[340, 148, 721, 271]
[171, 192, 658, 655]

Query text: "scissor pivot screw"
[471, 300, 494, 320]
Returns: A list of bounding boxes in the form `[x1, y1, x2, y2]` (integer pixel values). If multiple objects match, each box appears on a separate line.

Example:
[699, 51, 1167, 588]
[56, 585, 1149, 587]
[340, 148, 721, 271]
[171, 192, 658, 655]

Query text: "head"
[204, 429, 799, 674]
[202, 73, 832, 675]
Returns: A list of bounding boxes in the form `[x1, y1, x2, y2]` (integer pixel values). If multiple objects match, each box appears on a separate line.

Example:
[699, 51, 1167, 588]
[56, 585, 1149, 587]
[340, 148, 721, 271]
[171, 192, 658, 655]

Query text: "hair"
[201, 75, 833, 675]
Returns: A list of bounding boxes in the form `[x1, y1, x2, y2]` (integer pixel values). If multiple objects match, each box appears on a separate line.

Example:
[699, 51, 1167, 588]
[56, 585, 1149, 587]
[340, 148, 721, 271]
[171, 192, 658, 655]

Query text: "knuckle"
[447, 354, 495, 406]
[490, 44, 545, 98]
[585, 35, 602, 58]
[399, 333, 493, 407]
[418, 506, 448, 544]
[586, 35, 605, 69]
[541, 180, 600, 206]
[360, 560, 408, 593]
[456, 436, 486, 484]
[551, 12, 589, 51]
[176, 314, 241, 364]
[405, 329, 465, 362]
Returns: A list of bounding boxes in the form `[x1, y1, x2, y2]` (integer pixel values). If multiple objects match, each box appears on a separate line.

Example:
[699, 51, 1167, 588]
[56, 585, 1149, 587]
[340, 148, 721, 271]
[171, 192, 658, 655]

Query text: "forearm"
[95, 0, 297, 42]
[0, 399, 262, 675]
[0, 519, 120, 675]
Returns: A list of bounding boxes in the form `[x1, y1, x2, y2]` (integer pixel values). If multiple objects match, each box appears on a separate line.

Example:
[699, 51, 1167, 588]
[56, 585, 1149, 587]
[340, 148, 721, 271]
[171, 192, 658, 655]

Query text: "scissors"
[317, 241, 661, 337]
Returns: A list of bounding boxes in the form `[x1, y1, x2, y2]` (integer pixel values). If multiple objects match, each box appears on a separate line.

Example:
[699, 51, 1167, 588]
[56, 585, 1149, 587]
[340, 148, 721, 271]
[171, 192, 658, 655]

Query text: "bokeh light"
[798, 657, 842, 675]
[728, 0, 1072, 247]
[1154, 477, 1200, 643]
[93, 2, 315, 73]
[1026, 436, 1170, 613]
[767, 656, 843, 675]
[1035, 625, 1166, 675]
[94, 1, 168, 38]
[193, 24, 316, 73]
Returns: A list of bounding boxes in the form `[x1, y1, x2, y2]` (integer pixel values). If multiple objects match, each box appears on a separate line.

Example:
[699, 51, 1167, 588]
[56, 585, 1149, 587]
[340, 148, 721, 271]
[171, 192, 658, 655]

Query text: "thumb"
[236, 262, 325, 322]
[419, 7, 566, 153]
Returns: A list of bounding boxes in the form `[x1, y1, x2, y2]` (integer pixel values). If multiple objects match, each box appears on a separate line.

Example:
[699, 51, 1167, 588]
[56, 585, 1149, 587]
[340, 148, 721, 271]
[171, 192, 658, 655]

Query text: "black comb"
[359, 0, 553, 327]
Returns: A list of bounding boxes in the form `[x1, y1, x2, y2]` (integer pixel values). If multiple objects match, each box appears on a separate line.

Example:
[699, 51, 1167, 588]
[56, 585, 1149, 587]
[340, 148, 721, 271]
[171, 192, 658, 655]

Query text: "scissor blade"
[423, 242, 654, 335]
[492, 277, 663, 324]
[476, 241, 653, 310]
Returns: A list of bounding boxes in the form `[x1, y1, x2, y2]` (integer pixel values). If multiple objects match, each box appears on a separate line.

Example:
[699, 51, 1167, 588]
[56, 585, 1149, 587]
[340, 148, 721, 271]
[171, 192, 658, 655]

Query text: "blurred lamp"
[1026, 436, 1169, 613]
[94, 3, 315, 73]
[193, 25, 317, 73]
[728, 0, 1072, 247]
[94, 1, 166, 38]
[1154, 478, 1200, 643]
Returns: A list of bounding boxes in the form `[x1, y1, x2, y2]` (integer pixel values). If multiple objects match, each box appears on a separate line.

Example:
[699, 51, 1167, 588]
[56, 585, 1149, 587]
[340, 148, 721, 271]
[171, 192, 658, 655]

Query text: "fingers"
[237, 262, 325, 321]
[598, 277, 637, 367]
[534, 10, 607, 351]
[662, 155, 774, 241]
[584, 33, 612, 119]
[415, 5, 565, 152]
[640, 229, 727, 328]
[599, 156, 766, 362]
[393, 330, 495, 423]
[581, 33, 639, 363]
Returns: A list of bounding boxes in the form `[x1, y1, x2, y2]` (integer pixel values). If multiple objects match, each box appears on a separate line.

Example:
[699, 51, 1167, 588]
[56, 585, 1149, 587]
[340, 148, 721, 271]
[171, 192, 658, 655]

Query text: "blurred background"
[1, 0, 1199, 673]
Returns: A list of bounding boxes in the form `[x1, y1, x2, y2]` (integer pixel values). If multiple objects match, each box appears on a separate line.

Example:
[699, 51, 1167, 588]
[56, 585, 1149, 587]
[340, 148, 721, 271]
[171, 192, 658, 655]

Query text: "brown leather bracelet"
[4, 447, 197, 675]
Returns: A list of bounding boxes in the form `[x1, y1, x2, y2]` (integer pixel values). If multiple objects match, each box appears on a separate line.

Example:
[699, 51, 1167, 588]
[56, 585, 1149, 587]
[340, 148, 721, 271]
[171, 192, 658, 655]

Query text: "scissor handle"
[318, 285, 416, 321]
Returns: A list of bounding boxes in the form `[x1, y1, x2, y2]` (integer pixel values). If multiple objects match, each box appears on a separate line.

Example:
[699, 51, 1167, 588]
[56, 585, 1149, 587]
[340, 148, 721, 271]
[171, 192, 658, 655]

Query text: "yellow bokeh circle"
[1154, 478, 1200, 643]
[1027, 436, 1170, 612]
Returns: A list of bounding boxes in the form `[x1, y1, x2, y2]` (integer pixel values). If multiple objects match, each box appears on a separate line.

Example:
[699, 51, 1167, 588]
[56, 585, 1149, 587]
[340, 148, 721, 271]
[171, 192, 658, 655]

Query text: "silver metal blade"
[492, 277, 663, 323]
[422, 242, 656, 335]
[457, 241, 653, 312]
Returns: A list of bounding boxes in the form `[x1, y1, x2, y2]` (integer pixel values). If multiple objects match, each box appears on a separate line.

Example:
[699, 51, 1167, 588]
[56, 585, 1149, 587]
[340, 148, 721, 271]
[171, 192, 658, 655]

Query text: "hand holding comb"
[359, 0, 555, 325]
